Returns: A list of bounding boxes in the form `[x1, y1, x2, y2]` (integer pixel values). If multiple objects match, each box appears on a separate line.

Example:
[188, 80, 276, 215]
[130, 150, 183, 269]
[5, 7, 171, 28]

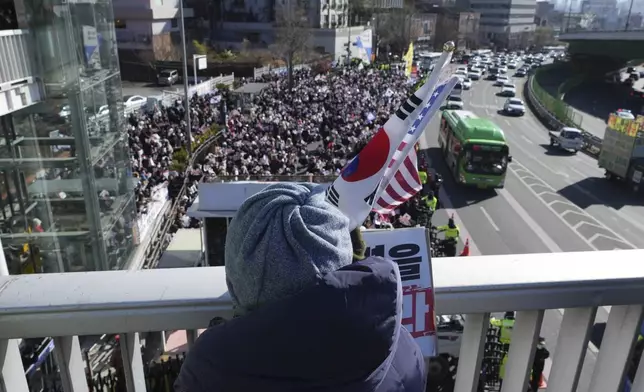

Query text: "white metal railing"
[2, 249, 644, 391]
[253, 64, 309, 79]
[0, 30, 36, 86]
[123, 73, 235, 115]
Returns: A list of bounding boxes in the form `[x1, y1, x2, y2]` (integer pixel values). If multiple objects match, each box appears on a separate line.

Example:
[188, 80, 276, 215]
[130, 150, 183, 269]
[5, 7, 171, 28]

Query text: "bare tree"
[533, 27, 557, 48]
[433, 15, 460, 51]
[376, 6, 421, 56]
[135, 35, 181, 77]
[272, 2, 311, 89]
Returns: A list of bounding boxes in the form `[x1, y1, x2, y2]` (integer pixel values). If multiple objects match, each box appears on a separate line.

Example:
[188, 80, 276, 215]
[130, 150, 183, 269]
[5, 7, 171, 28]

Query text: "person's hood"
[176, 257, 406, 392]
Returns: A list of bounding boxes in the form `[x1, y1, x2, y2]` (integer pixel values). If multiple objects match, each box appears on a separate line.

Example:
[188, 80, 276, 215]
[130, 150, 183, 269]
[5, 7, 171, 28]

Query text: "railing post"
[630, 341, 644, 392]
[186, 329, 198, 351]
[501, 310, 544, 392]
[120, 332, 146, 392]
[0, 339, 29, 392]
[588, 305, 644, 392]
[546, 307, 597, 392]
[454, 312, 490, 392]
[53, 336, 90, 392]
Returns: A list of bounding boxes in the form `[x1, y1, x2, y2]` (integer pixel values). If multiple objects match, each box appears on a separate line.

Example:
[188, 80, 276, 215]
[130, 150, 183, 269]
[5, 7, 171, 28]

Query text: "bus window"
[463, 145, 509, 175]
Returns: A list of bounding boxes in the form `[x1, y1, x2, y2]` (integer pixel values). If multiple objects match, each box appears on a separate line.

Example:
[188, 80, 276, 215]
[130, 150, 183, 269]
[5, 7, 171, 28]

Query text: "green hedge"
[170, 124, 222, 171]
[531, 66, 583, 129]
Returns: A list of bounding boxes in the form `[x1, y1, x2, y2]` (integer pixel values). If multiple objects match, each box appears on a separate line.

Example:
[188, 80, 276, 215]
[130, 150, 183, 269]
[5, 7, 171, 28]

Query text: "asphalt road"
[421, 68, 644, 391]
[121, 81, 185, 99]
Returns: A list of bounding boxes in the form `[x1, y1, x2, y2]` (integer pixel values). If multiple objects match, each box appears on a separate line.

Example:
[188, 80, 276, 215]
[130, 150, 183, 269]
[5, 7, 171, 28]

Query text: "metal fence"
[124, 73, 235, 115]
[253, 64, 310, 79]
[530, 66, 583, 128]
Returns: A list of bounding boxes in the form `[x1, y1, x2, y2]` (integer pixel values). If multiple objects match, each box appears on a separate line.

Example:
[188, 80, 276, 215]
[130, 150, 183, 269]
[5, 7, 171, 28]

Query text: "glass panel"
[1, 0, 136, 273]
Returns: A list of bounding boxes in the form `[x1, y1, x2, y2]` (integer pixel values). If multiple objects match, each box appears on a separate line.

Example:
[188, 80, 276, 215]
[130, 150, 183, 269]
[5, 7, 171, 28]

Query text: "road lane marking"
[438, 186, 481, 256]
[509, 161, 636, 250]
[520, 134, 534, 144]
[498, 187, 563, 252]
[480, 207, 500, 231]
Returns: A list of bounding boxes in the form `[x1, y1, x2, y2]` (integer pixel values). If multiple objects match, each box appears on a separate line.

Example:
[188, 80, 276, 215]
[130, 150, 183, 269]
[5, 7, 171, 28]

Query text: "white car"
[444, 95, 464, 110]
[455, 70, 468, 78]
[507, 62, 518, 69]
[615, 109, 635, 120]
[58, 105, 71, 118]
[123, 95, 147, 109]
[468, 70, 483, 80]
[500, 83, 516, 97]
[494, 76, 510, 86]
[462, 78, 472, 90]
[503, 98, 525, 116]
[89, 105, 110, 122]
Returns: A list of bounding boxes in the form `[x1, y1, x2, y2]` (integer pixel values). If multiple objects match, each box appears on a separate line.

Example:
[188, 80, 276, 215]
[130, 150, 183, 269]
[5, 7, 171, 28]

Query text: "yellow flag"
[404, 43, 414, 77]
[22, 227, 32, 253]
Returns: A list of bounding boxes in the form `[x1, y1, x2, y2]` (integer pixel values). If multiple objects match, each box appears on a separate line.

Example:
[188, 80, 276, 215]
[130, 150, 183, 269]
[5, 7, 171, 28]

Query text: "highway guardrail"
[524, 72, 602, 159]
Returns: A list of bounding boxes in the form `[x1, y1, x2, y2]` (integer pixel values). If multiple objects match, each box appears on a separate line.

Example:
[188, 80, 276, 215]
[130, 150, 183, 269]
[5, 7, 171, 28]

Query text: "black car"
[515, 70, 526, 77]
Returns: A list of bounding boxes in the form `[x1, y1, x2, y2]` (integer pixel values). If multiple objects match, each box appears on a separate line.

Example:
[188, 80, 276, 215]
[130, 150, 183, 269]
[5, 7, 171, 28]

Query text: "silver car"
[503, 98, 525, 116]
[157, 69, 179, 86]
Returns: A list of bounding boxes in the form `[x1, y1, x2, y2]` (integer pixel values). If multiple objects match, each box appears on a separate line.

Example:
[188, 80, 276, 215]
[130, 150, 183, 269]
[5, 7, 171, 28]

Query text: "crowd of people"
[135, 62, 434, 264]
[200, 65, 413, 179]
[128, 91, 228, 244]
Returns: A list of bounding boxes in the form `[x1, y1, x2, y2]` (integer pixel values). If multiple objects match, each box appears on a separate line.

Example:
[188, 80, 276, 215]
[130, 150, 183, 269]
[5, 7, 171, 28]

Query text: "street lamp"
[178, 0, 193, 158]
[625, 0, 635, 31]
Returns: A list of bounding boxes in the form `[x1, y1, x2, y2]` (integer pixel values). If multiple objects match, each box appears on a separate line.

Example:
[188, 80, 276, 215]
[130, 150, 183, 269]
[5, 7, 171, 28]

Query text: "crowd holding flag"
[326, 41, 459, 230]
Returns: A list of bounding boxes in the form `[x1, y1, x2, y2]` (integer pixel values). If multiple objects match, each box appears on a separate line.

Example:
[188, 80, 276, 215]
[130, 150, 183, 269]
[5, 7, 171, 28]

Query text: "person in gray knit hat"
[224, 182, 354, 312]
[176, 182, 425, 392]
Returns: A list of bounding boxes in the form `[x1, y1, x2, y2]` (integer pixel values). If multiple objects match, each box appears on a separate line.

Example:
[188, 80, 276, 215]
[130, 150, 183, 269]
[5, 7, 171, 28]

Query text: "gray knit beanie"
[225, 182, 353, 311]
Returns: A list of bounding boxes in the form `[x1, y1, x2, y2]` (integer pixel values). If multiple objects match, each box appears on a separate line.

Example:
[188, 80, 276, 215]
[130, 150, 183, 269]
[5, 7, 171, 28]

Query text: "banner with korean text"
[362, 227, 437, 357]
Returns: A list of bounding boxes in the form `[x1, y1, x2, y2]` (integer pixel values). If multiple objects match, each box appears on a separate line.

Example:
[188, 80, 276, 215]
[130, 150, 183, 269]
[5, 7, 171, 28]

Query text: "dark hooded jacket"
[175, 257, 426, 392]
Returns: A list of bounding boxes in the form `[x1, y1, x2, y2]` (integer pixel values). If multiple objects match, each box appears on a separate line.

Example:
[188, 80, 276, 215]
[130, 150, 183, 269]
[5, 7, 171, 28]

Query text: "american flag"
[373, 84, 448, 214]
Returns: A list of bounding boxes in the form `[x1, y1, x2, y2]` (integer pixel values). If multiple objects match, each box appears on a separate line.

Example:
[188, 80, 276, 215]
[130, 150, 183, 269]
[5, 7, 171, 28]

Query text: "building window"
[115, 19, 126, 29]
[171, 18, 178, 28]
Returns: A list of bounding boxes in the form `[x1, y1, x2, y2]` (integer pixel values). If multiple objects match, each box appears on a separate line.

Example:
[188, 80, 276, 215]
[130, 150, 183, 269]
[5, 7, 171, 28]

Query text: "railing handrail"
[0, 29, 29, 37]
[2, 249, 644, 339]
[562, 29, 644, 34]
[203, 174, 338, 183]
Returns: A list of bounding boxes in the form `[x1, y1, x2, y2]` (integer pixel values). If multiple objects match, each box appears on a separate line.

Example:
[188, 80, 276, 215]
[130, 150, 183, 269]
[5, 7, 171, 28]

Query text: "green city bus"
[438, 110, 512, 189]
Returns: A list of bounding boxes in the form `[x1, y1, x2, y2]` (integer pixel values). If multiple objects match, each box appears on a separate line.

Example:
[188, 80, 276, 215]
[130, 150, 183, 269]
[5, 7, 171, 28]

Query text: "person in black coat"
[175, 183, 426, 392]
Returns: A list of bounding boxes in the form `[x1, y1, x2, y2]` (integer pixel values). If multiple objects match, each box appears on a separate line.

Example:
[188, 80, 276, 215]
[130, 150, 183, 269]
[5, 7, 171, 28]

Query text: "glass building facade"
[0, 0, 137, 275]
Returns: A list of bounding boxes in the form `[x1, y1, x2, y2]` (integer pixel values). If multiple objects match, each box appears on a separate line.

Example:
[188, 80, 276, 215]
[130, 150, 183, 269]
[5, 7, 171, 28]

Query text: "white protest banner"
[362, 227, 437, 358]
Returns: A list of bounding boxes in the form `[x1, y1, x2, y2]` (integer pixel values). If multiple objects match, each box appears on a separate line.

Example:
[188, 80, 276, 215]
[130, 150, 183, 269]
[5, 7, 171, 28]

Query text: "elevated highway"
[559, 29, 644, 61]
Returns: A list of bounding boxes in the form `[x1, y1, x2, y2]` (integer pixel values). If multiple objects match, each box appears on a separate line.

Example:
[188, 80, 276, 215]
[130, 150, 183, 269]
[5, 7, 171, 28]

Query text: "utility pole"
[346, 2, 352, 65]
[179, 0, 193, 158]
[625, 0, 635, 31]
[565, 0, 573, 33]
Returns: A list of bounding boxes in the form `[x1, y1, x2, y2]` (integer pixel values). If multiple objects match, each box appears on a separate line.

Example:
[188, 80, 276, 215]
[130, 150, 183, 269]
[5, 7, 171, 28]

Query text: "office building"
[535, 0, 555, 26]
[0, 0, 137, 275]
[467, 0, 537, 48]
